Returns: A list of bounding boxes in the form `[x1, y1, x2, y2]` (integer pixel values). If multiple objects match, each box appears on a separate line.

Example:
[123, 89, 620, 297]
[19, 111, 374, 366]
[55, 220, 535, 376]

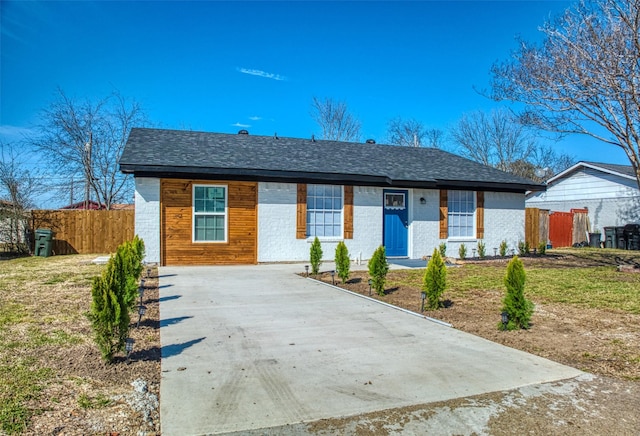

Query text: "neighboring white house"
[120, 128, 544, 266]
[526, 161, 640, 234]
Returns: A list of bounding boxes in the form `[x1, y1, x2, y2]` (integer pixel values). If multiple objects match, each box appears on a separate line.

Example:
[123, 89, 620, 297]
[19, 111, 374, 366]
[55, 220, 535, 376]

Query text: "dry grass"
[0, 254, 160, 435]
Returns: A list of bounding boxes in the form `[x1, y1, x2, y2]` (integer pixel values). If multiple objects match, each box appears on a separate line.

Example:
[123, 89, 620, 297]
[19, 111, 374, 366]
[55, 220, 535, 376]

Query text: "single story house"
[526, 161, 640, 234]
[119, 128, 543, 266]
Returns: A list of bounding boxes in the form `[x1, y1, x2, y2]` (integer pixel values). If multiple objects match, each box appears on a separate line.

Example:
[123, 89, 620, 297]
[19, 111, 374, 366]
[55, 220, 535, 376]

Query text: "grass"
[0, 357, 53, 434]
[0, 254, 104, 434]
[78, 393, 111, 410]
[386, 249, 640, 314]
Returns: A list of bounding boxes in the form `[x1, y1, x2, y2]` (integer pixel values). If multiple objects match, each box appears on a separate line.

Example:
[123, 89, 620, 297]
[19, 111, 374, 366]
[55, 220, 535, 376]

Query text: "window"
[306, 184, 342, 237]
[384, 192, 405, 209]
[193, 185, 227, 242]
[448, 190, 475, 238]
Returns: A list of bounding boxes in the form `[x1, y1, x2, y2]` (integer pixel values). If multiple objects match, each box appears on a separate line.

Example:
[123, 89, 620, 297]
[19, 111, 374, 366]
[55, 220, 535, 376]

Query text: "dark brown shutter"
[296, 184, 307, 239]
[476, 191, 485, 239]
[344, 186, 353, 239]
[439, 190, 448, 239]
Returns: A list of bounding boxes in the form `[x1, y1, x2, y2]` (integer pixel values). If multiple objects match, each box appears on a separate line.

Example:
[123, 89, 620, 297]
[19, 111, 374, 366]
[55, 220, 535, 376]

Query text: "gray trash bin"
[35, 229, 54, 257]
[604, 227, 616, 249]
[589, 233, 601, 248]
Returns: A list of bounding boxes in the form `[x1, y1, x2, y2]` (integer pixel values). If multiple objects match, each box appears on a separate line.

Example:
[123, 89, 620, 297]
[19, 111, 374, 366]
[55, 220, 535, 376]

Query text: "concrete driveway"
[159, 264, 582, 435]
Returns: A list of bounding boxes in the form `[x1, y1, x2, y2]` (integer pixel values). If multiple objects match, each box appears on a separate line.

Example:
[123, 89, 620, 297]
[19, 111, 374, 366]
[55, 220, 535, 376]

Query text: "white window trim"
[192, 184, 228, 243]
[306, 184, 344, 239]
[447, 190, 477, 240]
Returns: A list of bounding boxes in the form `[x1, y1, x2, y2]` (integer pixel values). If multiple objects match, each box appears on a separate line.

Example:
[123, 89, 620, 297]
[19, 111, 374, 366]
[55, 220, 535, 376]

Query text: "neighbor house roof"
[546, 161, 637, 185]
[60, 200, 105, 210]
[120, 128, 544, 193]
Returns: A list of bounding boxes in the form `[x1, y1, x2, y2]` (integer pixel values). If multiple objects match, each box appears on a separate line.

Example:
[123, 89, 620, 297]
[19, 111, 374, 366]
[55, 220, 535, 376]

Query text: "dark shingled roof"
[119, 128, 544, 192]
[582, 161, 636, 178]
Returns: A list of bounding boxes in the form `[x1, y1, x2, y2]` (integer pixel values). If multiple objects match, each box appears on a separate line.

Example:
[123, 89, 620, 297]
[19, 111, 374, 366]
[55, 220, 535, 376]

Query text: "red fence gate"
[549, 212, 573, 248]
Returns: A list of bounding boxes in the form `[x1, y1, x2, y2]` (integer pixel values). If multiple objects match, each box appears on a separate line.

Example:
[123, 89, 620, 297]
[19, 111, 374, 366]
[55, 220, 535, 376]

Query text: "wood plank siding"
[160, 179, 257, 266]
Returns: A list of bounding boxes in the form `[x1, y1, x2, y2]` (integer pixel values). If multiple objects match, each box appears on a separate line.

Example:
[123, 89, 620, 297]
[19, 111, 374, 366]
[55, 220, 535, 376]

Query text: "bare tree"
[311, 96, 361, 142]
[450, 108, 573, 180]
[425, 128, 446, 149]
[490, 0, 640, 190]
[31, 89, 146, 209]
[386, 117, 446, 148]
[0, 142, 40, 253]
[386, 117, 427, 147]
[450, 108, 536, 171]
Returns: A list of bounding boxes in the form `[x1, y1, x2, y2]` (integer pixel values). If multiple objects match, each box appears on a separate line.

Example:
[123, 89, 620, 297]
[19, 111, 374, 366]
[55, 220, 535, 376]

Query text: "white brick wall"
[482, 192, 525, 255]
[139, 177, 527, 264]
[134, 177, 160, 264]
[410, 189, 440, 258]
[257, 183, 384, 263]
[407, 190, 524, 259]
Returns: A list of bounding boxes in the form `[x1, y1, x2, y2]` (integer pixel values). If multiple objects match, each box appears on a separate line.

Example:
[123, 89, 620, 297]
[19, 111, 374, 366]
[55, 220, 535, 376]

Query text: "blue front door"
[383, 189, 408, 257]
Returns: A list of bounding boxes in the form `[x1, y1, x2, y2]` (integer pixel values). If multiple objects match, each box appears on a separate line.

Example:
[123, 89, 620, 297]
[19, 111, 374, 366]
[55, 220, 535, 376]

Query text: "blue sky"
[0, 0, 630, 193]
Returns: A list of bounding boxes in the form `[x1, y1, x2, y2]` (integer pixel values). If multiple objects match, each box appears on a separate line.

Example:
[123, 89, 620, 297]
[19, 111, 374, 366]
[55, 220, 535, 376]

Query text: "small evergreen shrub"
[423, 248, 447, 309]
[89, 251, 131, 362]
[334, 241, 350, 284]
[310, 236, 323, 275]
[368, 246, 389, 296]
[458, 244, 467, 260]
[517, 240, 530, 256]
[118, 236, 146, 311]
[88, 236, 146, 362]
[538, 242, 547, 255]
[499, 240, 508, 257]
[477, 240, 486, 259]
[499, 256, 534, 331]
[438, 242, 447, 258]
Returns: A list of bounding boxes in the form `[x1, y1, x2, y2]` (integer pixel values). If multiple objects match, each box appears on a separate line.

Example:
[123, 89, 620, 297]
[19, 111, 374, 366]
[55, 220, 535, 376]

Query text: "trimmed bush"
[538, 242, 547, 255]
[310, 236, 323, 275]
[458, 244, 467, 260]
[423, 248, 447, 309]
[518, 240, 530, 256]
[118, 236, 145, 311]
[89, 251, 131, 362]
[477, 240, 486, 259]
[334, 241, 350, 284]
[368, 246, 389, 296]
[499, 240, 508, 257]
[499, 256, 534, 330]
[438, 242, 447, 258]
[89, 236, 146, 362]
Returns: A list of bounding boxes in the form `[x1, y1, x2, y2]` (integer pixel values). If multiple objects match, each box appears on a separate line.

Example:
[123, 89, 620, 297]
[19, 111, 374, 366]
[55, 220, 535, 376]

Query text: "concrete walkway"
[159, 264, 582, 436]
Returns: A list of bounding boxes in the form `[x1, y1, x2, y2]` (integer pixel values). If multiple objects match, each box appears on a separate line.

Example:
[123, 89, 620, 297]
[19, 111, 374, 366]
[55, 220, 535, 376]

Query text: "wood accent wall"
[30, 210, 134, 255]
[476, 191, 485, 239]
[161, 179, 257, 266]
[296, 184, 307, 239]
[439, 190, 448, 239]
[343, 186, 354, 239]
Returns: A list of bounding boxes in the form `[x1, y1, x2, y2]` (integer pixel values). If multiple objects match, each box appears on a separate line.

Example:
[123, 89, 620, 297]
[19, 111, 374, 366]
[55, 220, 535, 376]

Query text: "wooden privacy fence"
[30, 210, 135, 255]
[525, 208, 549, 248]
